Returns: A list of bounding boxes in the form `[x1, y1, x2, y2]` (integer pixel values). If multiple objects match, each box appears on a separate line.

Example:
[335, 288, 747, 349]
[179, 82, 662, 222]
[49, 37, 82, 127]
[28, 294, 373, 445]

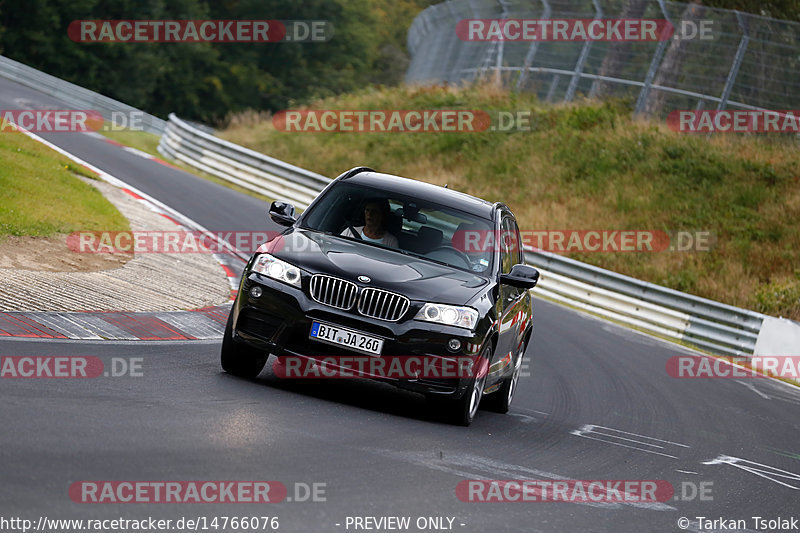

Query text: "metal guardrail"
[0, 55, 166, 135]
[157, 113, 328, 208]
[159, 114, 772, 358]
[526, 249, 765, 357]
[407, 0, 800, 119]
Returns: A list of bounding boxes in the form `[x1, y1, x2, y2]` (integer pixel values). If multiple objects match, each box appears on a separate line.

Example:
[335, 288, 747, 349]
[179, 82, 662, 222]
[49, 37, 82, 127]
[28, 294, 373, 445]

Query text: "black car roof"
[341, 170, 497, 219]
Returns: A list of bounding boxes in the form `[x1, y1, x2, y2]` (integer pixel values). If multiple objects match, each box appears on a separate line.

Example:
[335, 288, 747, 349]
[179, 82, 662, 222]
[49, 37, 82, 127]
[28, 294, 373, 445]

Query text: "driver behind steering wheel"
[341, 197, 399, 248]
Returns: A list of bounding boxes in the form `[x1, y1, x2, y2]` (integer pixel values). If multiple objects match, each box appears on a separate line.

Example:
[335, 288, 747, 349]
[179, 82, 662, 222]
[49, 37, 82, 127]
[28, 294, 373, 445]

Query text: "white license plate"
[309, 321, 383, 355]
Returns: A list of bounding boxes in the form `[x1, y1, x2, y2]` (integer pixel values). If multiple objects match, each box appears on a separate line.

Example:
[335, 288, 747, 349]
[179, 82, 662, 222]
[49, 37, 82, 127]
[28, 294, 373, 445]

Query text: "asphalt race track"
[1, 77, 798, 533]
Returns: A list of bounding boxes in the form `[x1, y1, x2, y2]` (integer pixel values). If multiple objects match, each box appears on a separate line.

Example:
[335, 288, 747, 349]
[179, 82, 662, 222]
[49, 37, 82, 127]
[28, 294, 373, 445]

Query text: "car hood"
[259, 229, 489, 303]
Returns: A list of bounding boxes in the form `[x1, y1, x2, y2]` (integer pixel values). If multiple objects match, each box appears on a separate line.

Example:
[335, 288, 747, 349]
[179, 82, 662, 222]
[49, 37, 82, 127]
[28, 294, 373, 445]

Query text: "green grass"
[0, 130, 130, 239]
[220, 84, 800, 320]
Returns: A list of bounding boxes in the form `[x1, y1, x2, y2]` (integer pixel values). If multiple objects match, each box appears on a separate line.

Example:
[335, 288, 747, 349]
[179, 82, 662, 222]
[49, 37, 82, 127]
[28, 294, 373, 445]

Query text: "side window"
[500, 216, 514, 274]
[513, 220, 524, 265]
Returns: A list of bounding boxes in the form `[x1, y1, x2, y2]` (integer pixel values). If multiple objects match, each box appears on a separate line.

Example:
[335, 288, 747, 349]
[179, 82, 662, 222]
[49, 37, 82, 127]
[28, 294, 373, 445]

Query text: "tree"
[0, 0, 435, 123]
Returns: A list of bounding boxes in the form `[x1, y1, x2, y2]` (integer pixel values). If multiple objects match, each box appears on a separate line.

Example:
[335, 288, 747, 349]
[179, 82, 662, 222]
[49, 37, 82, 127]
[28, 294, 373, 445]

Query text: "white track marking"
[571, 434, 679, 459]
[25, 312, 103, 340]
[154, 312, 226, 339]
[507, 413, 538, 423]
[583, 425, 690, 447]
[58, 314, 137, 340]
[122, 146, 156, 159]
[702, 455, 800, 490]
[735, 380, 772, 400]
[570, 424, 689, 459]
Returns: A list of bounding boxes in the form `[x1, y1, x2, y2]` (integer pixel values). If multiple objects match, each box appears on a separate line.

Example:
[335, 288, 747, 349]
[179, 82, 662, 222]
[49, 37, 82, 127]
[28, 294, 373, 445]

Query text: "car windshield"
[300, 182, 494, 274]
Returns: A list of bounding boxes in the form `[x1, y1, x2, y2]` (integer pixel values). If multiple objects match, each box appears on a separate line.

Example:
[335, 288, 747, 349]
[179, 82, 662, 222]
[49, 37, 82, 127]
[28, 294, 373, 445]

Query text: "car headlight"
[251, 254, 302, 288]
[414, 303, 479, 330]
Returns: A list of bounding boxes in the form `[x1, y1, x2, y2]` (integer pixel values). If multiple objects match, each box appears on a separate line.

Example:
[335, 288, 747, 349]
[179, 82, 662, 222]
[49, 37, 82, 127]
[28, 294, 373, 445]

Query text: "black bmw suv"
[221, 167, 539, 426]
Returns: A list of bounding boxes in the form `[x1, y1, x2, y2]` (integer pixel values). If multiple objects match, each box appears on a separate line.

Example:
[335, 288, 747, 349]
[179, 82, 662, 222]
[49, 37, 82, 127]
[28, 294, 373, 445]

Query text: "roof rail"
[335, 166, 375, 180]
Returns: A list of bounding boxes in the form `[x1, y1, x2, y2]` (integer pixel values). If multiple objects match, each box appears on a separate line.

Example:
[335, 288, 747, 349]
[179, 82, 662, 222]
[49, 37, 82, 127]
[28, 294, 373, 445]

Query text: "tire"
[485, 350, 524, 414]
[220, 311, 268, 378]
[440, 344, 491, 426]
[485, 332, 530, 414]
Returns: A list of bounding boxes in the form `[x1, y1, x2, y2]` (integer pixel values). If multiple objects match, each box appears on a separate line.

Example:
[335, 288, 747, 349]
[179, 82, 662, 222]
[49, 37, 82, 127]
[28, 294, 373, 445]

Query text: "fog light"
[447, 338, 462, 352]
[250, 286, 263, 298]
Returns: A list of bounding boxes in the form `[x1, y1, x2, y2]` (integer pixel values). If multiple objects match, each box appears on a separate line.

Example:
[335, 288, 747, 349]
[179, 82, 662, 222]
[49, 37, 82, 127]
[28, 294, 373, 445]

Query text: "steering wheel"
[426, 246, 472, 268]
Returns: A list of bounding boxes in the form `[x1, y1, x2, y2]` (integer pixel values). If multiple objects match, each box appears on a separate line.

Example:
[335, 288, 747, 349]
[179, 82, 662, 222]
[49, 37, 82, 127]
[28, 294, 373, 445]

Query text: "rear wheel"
[220, 311, 268, 378]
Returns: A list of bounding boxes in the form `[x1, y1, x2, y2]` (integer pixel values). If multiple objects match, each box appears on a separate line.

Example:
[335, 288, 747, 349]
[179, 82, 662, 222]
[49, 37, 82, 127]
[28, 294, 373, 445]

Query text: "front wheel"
[438, 345, 490, 426]
[485, 350, 524, 414]
[220, 311, 268, 378]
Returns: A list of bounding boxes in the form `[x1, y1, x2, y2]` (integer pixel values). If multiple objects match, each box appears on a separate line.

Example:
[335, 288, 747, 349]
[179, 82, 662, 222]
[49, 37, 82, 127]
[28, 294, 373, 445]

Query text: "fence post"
[441, 0, 461, 84]
[468, 0, 492, 82]
[565, 0, 602, 102]
[449, 0, 480, 84]
[634, 0, 671, 115]
[546, 75, 561, 102]
[717, 11, 750, 112]
[493, 0, 512, 86]
[514, 0, 551, 90]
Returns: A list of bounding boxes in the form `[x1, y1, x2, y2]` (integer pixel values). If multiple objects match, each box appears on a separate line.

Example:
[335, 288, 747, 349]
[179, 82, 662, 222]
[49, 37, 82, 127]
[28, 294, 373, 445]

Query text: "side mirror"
[269, 201, 297, 226]
[500, 264, 539, 289]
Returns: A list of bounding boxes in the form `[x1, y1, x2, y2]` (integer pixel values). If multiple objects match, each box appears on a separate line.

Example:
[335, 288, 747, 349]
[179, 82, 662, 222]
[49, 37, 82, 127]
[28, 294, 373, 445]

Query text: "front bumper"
[231, 271, 488, 399]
